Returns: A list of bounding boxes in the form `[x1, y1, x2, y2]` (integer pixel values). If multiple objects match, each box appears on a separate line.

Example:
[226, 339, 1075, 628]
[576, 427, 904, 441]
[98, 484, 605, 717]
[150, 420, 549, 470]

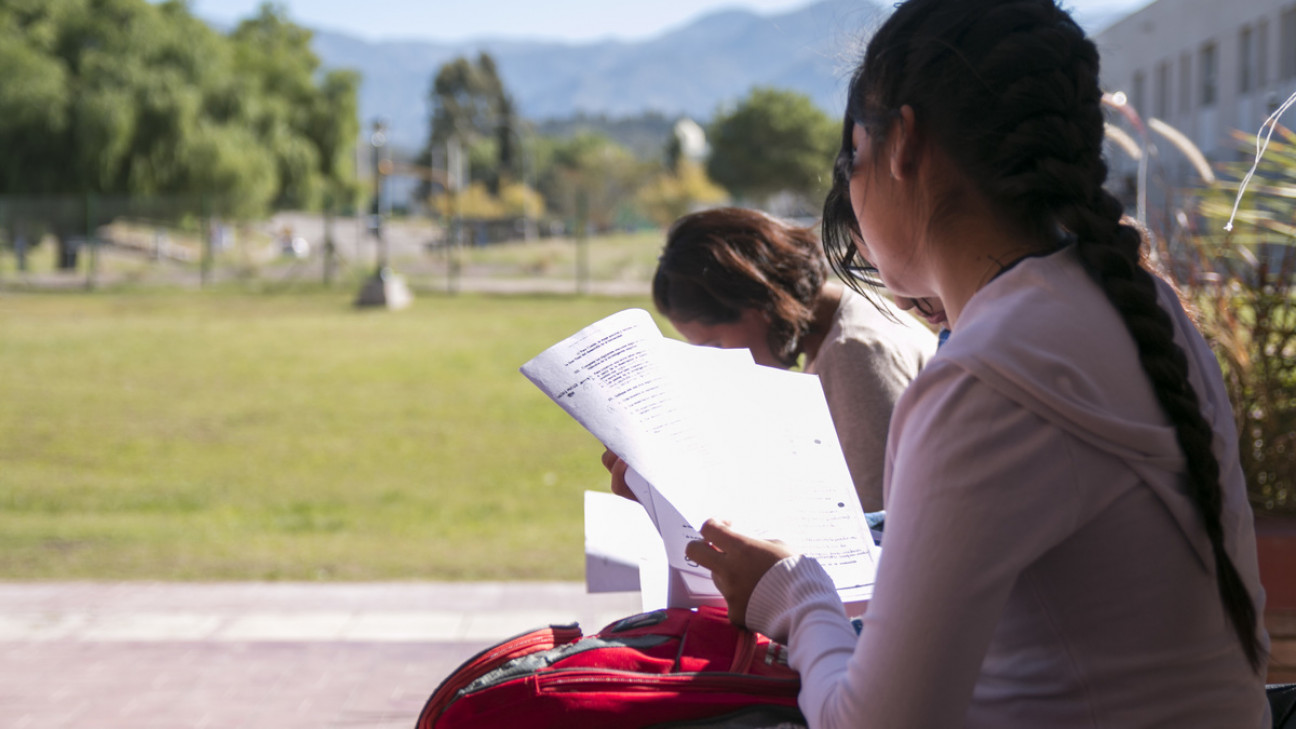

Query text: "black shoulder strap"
[1269, 683, 1296, 729]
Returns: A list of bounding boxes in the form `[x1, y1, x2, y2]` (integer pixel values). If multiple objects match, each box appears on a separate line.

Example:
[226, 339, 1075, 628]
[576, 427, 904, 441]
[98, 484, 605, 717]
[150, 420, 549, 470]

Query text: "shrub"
[1172, 127, 1296, 514]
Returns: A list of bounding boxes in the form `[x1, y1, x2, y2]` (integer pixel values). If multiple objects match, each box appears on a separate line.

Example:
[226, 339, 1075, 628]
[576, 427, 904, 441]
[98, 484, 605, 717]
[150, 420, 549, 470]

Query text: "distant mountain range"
[307, 0, 1132, 154]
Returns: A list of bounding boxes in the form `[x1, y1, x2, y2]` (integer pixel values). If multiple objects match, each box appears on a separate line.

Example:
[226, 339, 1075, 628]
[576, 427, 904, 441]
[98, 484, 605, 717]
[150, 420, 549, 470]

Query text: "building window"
[1282, 7, 1296, 80]
[1258, 19, 1270, 87]
[1241, 26, 1255, 93]
[1132, 71, 1146, 115]
[1180, 52, 1192, 112]
[1155, 61, 1170, 118]
[1201, 42, 1218, 107]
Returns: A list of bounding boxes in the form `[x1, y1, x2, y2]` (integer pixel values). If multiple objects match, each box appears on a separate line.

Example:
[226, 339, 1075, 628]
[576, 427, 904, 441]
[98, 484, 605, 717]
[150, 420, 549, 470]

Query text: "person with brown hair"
[685, 1, 1271, 726]
[605, 206, 936, 514]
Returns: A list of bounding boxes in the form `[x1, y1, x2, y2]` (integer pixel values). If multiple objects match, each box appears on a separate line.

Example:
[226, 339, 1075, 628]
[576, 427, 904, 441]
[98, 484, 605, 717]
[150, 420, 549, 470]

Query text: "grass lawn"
[0, 286, 662, 581]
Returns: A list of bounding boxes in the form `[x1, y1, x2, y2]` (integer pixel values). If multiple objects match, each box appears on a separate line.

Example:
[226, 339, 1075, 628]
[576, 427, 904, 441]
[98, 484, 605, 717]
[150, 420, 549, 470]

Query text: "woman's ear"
[889, 105, 919, 180]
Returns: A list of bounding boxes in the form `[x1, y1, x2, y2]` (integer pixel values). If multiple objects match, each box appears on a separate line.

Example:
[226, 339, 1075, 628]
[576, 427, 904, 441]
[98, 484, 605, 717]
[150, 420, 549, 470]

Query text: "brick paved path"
[2, 582, 1290, 728]
[0, 582, 641, 729]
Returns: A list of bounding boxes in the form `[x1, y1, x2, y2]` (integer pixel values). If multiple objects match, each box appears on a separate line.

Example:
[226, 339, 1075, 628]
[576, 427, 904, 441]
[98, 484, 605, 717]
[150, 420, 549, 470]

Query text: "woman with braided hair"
[684, 0, 1272, 726]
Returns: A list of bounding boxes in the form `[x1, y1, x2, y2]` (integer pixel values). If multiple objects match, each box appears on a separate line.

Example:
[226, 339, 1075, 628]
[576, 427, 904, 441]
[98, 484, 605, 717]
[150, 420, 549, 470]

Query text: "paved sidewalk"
[0, 582, 642, 729]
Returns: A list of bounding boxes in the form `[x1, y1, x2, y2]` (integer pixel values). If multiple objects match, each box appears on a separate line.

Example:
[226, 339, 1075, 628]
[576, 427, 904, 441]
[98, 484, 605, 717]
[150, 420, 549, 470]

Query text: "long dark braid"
[824, 0, 1263, 671]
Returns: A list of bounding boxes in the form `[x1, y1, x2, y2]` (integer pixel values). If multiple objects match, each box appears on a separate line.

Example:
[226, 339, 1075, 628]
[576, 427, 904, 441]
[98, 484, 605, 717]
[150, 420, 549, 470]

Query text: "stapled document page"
[523, 308, 878, 609]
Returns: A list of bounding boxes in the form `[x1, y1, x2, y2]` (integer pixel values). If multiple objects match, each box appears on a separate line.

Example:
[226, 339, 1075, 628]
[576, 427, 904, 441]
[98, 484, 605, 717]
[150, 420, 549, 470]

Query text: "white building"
[673, 117, 710, 163]
[1095, 0, 1296, 185]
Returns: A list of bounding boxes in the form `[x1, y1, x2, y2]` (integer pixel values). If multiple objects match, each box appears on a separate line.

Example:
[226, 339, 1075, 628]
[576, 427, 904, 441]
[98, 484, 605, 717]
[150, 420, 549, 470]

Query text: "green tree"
[420, 52, 519, 195]
[706, 87, 839, 209]
[0, 0, 359, 267]
[307, 68, 363, 212]
[494, 93, 522, 186]
[536, 133, 647, 233]
[0, 11, 70, 195]
[229, 3, 352, 210]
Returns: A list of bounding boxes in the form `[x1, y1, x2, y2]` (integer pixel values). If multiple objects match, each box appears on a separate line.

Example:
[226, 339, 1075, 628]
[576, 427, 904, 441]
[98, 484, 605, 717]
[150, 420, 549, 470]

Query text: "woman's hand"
[600, 447, 638, 502]
[684, 519, 794, 627]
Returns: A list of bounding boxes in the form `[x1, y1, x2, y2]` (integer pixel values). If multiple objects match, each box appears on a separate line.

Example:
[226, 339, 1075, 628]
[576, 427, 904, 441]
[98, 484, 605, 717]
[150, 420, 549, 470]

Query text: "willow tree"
[0, 0, 359, 267]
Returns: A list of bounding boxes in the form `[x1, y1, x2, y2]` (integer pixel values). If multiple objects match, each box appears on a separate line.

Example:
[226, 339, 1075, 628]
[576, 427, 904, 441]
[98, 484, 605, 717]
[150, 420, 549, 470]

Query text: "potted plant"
[1168, 126, 1296, 681]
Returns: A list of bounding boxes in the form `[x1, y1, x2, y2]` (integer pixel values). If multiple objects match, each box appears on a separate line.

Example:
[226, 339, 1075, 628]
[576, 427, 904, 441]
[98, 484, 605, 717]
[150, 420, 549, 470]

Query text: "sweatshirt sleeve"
[746, 360, 1085, 728]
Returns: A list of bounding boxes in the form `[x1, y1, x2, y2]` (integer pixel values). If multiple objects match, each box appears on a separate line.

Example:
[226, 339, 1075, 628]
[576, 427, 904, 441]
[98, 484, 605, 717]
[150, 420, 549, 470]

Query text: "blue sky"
[172, 0, 1153, 43]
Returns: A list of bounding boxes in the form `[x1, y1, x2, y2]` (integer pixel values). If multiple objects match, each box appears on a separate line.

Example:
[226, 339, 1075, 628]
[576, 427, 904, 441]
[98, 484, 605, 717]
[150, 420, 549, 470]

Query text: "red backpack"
[416, 606, 807, 729]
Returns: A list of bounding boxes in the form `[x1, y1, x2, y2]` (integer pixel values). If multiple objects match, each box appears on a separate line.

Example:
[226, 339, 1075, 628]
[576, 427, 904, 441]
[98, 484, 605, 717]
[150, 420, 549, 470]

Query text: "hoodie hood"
[940, 246, 1253, 574]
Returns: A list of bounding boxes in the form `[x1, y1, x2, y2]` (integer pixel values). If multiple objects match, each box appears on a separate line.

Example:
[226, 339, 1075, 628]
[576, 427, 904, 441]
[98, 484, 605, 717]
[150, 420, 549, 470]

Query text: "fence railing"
[0, 195, 659, 295]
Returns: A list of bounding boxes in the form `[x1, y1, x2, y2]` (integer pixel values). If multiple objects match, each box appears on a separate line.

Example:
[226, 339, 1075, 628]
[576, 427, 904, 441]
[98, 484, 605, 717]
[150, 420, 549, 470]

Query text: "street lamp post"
[1103, 92, 1150, 228]
[372, 120, 389, 269]
[354, 118, 413, 309]
[446, 135, 465, 294]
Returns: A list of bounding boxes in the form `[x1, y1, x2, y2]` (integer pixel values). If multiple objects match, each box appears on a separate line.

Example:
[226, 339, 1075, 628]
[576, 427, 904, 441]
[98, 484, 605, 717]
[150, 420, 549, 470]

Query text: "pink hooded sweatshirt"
[745, 245, 1271, 728]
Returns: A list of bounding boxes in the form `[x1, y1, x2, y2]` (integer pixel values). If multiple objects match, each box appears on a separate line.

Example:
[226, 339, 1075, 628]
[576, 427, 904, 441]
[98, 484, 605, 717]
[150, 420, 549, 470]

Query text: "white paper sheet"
[583, 490, 661, 594]
[525, 308, 878, 608]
